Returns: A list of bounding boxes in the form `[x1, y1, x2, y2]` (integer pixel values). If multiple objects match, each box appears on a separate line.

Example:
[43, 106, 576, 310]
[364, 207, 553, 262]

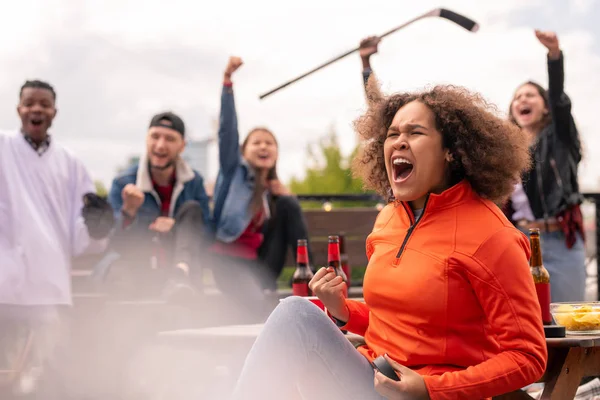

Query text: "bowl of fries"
[551, 302, 600, 335]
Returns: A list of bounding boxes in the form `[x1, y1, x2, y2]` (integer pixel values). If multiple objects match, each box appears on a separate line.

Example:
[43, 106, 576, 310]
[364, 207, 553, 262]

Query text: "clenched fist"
[121, 184, 144, 217]
[535, 30, 560, 59]
[149, 217, 175, 234]
[359, 36, 381, 60]
[224, 56, 243, 83]
[309, 267, 349, 322]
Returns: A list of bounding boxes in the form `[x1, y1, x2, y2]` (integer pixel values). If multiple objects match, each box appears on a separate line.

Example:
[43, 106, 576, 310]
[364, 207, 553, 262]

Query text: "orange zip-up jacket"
[340, 181, 547, 400]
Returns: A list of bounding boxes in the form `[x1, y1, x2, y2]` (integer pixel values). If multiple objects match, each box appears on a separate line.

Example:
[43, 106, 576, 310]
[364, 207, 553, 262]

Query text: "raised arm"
[359, 36, 382, 106]
[422, 228, 547, 399]
[218, 56, 244, 176]
[536, 30, 580, 153]
[359, 36, 381, 106]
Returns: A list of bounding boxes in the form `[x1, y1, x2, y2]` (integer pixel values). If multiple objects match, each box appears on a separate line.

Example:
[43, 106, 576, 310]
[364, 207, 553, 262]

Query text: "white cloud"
[1, 0, 598, 193]
[570, 0, 596, 15]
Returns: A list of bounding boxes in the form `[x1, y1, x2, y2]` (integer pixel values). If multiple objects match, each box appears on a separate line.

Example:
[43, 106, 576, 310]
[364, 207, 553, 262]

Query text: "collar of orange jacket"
[397, 179, 479, 217]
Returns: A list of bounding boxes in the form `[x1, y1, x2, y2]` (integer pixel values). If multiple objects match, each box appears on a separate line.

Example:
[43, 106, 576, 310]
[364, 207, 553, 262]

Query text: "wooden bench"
[71, 208, 380, 293]
[283, 208, 379, 268]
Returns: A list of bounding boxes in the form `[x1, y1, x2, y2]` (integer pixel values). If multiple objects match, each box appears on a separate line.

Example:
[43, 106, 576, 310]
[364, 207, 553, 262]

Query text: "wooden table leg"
[540, 347, 585, 400]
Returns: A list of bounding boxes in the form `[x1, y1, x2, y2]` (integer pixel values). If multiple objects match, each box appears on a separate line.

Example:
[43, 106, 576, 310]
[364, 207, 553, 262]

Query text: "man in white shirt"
[0, 80, 113, 398]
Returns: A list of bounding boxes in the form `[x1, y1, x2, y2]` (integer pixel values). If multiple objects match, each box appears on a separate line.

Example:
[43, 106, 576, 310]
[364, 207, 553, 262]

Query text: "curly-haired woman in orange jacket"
[230, 84, 547, 400]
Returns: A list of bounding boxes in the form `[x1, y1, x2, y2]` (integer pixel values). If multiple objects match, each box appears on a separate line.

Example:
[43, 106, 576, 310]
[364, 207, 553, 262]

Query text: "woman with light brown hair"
[210, 57, 312, 302]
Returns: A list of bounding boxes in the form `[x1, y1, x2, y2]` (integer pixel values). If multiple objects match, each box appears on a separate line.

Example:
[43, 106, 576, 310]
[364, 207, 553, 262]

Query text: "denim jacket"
[212, 84, 268, 243]
[108, 154, 210, 250]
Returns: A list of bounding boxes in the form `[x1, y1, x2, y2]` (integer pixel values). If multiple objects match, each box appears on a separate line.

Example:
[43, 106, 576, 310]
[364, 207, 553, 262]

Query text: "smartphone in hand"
[372, 355, 401, 381]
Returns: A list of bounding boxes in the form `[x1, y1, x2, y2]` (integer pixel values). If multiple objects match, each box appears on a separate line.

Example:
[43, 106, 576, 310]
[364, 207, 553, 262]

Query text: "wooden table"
[495, 335, 600, 400]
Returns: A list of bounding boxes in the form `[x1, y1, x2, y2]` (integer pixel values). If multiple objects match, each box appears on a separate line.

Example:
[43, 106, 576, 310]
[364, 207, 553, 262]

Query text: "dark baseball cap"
[149, 111, 185, 137]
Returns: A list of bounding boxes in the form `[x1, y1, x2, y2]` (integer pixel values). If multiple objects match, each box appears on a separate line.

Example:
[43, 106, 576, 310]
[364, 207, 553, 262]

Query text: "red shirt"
[211, 210, 265, 260]
[152, 174, 175, 216]
[150, 173, 176, 269]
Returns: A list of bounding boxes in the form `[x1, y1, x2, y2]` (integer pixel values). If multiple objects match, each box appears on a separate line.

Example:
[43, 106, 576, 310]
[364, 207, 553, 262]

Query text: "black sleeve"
[547, 52, 581, 161]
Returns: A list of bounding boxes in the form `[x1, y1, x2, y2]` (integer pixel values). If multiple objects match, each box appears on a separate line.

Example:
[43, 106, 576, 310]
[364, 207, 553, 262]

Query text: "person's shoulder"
[53, 141, 77, 159]
[191, 169, 205, 183]
[113, 164, 139, 184]
[0, 130, 19, 145]
[457, 193, 514, 228]
[187, 169, 209, 196]
[0, 131, 8, 147]
[468, 224, 530, 274]
[51, 140, 87, 168]
[454, 196, 525, 253]
[372, 202, 399, 232]
[452, 201, 530, 277]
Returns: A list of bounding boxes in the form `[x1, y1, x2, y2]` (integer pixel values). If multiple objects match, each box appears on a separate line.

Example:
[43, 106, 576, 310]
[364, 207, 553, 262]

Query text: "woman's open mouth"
[392, 157, 414, 183]
[518, 107, 532, 117]
[256, 154, 273, 164]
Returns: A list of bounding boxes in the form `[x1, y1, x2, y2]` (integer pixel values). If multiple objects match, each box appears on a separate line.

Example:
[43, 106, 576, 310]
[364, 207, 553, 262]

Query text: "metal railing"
[297, 192, 600, 300]
[296, 193, 384, 202]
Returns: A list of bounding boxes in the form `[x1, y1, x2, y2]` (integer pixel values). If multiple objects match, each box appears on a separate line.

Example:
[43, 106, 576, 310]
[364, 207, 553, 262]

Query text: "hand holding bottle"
[309, 267, 349, 322]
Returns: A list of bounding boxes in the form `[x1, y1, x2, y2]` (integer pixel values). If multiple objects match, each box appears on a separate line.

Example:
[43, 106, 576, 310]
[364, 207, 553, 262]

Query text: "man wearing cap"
[107, 111, 210, 299]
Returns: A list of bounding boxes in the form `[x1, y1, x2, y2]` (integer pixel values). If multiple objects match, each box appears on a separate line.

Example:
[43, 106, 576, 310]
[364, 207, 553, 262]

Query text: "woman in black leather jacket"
[506, 30, 586, 303]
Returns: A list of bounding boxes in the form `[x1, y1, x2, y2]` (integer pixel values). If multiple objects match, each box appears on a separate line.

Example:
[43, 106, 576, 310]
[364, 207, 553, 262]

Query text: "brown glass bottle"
[339, 234, 351, 289]
[328, 235, 348, 297]
[529, 228, 552, 325]
[292, 239, 314, 297]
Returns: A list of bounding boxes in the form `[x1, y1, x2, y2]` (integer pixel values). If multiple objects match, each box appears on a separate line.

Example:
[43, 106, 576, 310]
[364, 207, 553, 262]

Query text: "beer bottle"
[292, 239, 314, 297]
[339, 234, 351, 289]
[328, 235, 348, 297]
[529, 228, 552, 325]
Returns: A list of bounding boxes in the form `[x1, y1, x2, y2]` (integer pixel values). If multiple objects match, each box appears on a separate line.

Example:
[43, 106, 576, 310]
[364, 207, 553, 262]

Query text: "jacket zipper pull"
[393, 196, 430, 264]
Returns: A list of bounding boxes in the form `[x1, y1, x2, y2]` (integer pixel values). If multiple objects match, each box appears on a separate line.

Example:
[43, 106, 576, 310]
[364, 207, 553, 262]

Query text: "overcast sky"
[1, 0, 599, 191]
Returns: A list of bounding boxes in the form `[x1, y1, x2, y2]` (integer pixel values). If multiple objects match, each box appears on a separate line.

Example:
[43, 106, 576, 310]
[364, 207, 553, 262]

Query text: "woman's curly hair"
[353, 81, 531, 204]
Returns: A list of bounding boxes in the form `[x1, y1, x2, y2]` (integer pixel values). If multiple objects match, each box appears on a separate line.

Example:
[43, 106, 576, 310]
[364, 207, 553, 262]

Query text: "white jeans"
[231, 297, 385, 400]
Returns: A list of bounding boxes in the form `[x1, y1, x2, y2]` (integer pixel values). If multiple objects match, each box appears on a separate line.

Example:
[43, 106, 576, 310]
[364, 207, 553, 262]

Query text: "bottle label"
[535, 283, 552, 324]
[328, 243, 340, 261]
[297, 250, 308, 264]
[292, 283, 310, 297]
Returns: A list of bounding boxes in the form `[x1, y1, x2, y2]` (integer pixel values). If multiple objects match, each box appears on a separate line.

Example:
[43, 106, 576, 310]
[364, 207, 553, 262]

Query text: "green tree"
[94, 180, 108, 199]
[289, 128, 375, 208]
